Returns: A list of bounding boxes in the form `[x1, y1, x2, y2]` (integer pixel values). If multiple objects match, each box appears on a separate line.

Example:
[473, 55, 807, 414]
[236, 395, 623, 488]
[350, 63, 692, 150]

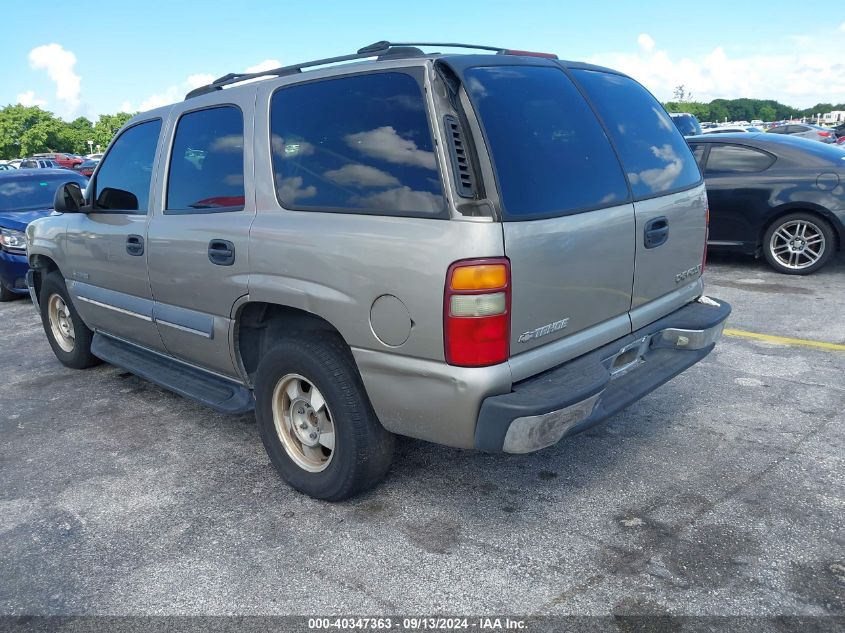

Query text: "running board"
[91, 333, 254, 414]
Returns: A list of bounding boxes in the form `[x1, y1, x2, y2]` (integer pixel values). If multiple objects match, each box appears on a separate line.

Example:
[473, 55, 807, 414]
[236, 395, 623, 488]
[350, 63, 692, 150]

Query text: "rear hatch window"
[463, 66, 629, 220]
[570, 69, 701, 199]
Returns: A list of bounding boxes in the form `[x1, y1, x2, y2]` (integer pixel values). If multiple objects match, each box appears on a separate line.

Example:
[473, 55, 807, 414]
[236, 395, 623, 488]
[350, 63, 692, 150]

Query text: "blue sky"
[3, 0, 844, 120]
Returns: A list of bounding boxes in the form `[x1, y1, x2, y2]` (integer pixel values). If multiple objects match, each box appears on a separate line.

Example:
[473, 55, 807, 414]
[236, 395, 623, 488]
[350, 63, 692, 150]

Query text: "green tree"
[92, 112, 134, 150]
[0, 104, 54, 158]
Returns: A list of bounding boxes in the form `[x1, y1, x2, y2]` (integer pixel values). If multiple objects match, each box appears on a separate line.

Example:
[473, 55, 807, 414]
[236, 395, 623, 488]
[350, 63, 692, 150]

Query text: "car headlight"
[0, 228, 27, 253]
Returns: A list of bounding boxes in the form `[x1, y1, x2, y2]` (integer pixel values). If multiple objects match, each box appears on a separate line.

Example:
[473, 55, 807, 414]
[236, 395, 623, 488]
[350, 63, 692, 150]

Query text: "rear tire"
[762, 213, 835, 275]
[254, 334, 394, 501]
[39, 271, 101, 369]
[0, 282, 16, 302]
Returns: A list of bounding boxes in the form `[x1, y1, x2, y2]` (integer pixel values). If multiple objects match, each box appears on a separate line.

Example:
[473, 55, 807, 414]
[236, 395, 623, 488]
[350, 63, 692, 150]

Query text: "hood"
[0, 208, 56, 232]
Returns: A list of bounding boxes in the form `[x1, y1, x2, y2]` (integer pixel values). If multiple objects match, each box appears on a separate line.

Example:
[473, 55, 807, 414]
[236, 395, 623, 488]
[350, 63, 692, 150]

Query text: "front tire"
[762, 213, 835, 275]
[39, 271, 101, 369]
[254, 334, 394, 501]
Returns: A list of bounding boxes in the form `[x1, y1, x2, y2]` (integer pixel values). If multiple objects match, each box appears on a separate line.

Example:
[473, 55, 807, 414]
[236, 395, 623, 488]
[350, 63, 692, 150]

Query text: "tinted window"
[464, 65, 628, 219]
[270, 72, 444, 216]
[572, 70, 701, 199]
[706, 145, 774, 173]
[768, 126, 788, 134]
[167, 106, 244, 212]
[0, 173, 88, 212]
[95, 119, 161, 213]
[689, 143, 706, 167]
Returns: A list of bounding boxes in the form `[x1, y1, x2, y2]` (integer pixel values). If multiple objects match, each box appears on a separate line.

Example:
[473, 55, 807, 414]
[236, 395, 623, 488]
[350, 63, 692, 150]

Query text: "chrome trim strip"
[155, 318, 213, 339]
[77, 296, 153, 322]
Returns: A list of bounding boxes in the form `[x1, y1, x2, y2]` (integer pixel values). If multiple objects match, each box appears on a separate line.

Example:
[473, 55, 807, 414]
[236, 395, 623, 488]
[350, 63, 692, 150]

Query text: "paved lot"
[1, 253, 843, 618]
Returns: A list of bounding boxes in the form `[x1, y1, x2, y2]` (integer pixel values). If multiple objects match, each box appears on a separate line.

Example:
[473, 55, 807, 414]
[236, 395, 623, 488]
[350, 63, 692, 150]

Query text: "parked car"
[0, 169, 88, 301]
[669, 112, 703, 136]
[688, 133, 845, 274]
[702, 125, 764, 134]
[6, 159, 23, 169]
[0, 164, 15, 171]
[33, 153, 84, 169]
[73, 159, 99, 177]
[28, 41, 730, 500]
[19, 158, 60, 169]
[85, 152, 104, 160]
[767, 123, 837, 143]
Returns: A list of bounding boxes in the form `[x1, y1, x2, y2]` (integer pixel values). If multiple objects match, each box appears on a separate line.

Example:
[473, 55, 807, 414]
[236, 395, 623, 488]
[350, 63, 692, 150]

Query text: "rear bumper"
[0, 249, 30, 295]
[475, 296, 732, 453]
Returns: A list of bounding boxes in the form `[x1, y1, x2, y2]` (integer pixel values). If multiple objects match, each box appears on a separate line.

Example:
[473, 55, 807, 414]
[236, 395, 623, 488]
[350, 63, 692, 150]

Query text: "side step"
[91, 333, 255, 414]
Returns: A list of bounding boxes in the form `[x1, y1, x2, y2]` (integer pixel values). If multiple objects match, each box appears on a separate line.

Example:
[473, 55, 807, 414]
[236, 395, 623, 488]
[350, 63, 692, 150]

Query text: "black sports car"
[688, 133, 845, 274]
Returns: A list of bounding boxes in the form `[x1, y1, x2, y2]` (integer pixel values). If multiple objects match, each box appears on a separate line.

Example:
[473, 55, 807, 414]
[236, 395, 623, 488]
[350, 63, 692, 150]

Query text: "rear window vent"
[444, 115, 475, 198]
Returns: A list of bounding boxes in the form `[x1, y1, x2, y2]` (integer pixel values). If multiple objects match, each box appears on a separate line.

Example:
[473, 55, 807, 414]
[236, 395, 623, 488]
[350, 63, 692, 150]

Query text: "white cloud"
[345, 126, 436, 170]
[28, 43, 81, 114]
[637, 33, 655, 52]
[244, 59, 282, 74]
[16, 90, 46, 107]
[127, 60, 283, 113]
[324, 164, 400, 188]
[589, 32, 845, 108]
[355, 186, 443, 213]
[187, 73, 214, 89]
[277, 176, 316, 202]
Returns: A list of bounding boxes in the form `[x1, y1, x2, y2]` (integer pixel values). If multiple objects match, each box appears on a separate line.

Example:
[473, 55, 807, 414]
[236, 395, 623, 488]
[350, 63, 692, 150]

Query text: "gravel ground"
[0, 252, 843, 625]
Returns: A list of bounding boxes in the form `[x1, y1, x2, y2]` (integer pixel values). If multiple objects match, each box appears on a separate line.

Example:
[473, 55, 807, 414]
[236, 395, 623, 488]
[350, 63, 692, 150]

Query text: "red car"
[73, 159, 99, 177]
[33, 153, 83, 169]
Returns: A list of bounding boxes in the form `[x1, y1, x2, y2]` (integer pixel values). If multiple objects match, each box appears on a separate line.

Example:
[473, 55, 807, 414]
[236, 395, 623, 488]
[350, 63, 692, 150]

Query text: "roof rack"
[184, 40, 506, 100]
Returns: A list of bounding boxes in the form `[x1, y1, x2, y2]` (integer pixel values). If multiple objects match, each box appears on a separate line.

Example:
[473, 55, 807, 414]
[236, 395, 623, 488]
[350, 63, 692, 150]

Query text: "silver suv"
[27, 41, 731, 500]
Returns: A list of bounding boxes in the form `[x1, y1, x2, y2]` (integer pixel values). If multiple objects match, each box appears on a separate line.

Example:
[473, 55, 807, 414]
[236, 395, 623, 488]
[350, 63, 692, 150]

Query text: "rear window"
[571, 70, 702, 199]
[269, 71, 445, 217]
[464, 65, 629, 220]
[671, 114, 703, 137]
[705, 144, 774, 173]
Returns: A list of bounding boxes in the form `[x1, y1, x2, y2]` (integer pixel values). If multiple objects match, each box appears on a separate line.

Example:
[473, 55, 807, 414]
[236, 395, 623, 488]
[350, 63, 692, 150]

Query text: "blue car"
[0, 169, 88, 301]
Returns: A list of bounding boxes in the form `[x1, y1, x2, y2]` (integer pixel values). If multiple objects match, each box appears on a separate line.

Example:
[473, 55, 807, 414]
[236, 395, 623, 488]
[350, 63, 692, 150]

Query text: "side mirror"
[53, 181, 86, 213]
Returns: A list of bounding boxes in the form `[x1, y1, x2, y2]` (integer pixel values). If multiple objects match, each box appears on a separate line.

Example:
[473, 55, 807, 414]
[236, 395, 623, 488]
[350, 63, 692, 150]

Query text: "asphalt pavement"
[1, 252, 843, 622]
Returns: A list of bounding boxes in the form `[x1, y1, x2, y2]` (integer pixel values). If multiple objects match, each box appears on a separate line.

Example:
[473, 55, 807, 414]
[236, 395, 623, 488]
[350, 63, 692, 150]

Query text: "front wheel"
[39, 271, 101, 369]
[254, 335, 394, 501]
[762, 213, 835, 275]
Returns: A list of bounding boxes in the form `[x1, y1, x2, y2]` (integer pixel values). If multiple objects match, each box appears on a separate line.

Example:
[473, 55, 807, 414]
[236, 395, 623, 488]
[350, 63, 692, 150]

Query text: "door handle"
[208, 239, 235, 266]
[644, 216, 669, 249]
[126, 234, 144, 256]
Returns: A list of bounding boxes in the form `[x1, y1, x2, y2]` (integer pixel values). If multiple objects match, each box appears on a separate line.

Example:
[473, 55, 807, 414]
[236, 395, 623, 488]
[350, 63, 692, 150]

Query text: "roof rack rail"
[185, 40, 506, 100]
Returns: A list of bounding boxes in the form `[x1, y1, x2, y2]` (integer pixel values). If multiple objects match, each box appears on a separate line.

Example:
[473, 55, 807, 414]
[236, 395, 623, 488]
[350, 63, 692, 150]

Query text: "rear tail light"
[444, 258, 511, 367]
[818, 131, 831, 137]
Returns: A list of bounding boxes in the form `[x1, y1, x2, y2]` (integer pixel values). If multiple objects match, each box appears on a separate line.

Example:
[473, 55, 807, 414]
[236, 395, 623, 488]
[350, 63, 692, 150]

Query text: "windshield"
[0, 173, 88, 212]
[463, 65, 629, 220]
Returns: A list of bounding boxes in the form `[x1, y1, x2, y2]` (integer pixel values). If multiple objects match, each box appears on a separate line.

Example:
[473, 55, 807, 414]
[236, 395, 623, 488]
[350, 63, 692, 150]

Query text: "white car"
[702, 125, 763, 134]
[85, 152, 104, 160]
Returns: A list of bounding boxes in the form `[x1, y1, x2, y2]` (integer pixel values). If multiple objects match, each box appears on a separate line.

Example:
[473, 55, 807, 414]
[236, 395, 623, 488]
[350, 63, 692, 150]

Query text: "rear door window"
[166, 105, 245, 213]
[705, 144, 774, 173]
[269, 71, 445, 217]
[571, 69, 701, 199]
[463, 65, 629, 220]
